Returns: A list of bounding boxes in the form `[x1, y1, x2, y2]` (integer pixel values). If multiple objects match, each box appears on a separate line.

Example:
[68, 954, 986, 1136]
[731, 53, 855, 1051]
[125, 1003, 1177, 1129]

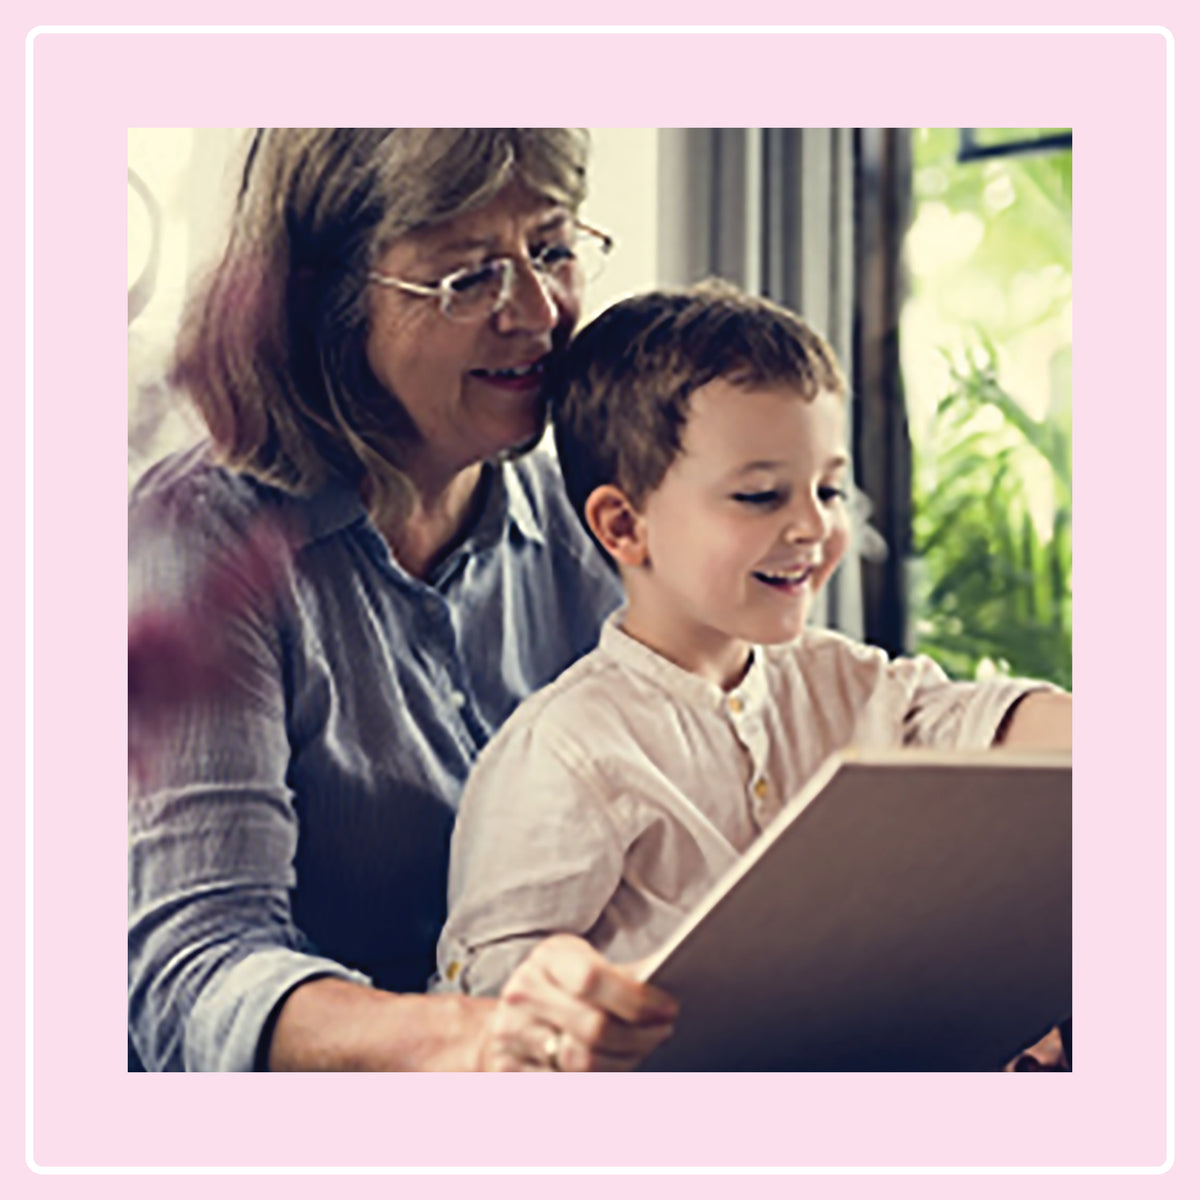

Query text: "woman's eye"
[446, 262, 504, 295]
[818, 485, 848, 504]
[535, 242, 575, 268]
[732, 491, 783, 508]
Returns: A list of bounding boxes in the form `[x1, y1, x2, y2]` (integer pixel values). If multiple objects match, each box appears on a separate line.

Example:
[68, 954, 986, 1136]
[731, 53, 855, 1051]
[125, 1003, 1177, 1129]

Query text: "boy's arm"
[436, 725, 680, 1070]
[993, 691, 1072, 750]
[438, 724, 627, 997]
[994, 689, 1073, 1071]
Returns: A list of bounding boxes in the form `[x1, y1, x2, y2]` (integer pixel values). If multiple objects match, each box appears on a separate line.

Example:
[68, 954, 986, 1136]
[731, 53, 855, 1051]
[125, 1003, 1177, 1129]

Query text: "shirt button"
[728, 696, 744, 714]
[448, 690, 466, 709]
[753, 777, 769, 800]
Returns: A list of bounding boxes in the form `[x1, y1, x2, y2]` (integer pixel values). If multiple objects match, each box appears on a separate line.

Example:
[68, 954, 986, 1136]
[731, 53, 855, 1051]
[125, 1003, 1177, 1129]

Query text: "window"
[902, 129, 1072, 688]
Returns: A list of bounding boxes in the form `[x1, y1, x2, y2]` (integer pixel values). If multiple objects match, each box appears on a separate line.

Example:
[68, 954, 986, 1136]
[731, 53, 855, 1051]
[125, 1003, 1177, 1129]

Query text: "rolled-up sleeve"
[895, 654, 1059, 749]
[128, 477, 367, 1073]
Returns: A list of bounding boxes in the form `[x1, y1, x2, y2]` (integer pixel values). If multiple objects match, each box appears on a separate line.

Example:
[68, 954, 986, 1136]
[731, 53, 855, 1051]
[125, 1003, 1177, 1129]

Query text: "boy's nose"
[784, 495, 830, 543]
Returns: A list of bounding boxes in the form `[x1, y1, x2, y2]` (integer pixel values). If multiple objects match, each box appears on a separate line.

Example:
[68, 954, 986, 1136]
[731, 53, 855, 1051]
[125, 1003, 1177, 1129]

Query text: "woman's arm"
[129, 475, 367, 1072]
[267, 977, 493, 1071]
[994, 691, 1072, 750]
[268, 941, 676, 1072]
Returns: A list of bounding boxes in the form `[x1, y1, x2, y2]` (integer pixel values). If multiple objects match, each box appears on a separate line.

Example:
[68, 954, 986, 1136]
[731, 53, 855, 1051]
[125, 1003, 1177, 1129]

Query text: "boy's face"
[626, 378, 849, 682]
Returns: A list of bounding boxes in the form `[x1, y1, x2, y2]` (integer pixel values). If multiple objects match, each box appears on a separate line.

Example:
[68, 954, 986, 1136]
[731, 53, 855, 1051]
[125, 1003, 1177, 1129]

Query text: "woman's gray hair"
[171, 128, 590, 519]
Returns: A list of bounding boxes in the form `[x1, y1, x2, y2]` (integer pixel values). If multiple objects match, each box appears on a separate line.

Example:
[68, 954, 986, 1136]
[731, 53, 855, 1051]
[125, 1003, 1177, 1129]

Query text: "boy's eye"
[818, 485, 849, 504]
[732, 490, 784, 508]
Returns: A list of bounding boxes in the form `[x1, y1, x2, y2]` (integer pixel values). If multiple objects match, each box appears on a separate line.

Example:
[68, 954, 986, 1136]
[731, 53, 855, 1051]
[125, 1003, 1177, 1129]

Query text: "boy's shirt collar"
[599, 607, 771, 720]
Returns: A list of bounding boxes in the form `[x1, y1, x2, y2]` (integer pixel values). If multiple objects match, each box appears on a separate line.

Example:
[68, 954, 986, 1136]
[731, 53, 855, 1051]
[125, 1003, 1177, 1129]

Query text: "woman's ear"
[584, 484, 648, 568]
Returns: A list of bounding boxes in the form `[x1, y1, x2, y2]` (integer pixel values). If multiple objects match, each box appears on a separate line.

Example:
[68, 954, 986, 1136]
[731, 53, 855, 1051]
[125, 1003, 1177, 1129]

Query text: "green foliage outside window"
[903, 129, 1072, 689]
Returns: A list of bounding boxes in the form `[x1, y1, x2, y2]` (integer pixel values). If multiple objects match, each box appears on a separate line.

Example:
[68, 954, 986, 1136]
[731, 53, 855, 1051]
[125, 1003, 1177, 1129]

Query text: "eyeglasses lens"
[442, 226, 611, 321]
[443, 261, 510, 321]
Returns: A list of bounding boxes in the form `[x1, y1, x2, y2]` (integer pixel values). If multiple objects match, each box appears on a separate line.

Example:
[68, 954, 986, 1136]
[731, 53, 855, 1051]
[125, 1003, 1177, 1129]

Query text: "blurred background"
[128, 128, 1072, 688]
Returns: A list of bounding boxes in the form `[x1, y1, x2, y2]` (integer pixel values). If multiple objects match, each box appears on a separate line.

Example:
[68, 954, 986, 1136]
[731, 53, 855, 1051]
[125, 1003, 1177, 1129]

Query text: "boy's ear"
[584, 484, 648, 567]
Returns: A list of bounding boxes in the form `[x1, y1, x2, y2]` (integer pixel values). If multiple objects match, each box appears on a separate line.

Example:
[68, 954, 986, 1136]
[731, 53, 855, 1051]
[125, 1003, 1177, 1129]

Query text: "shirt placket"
[363, 507, 488, 758]
[413, 585, 491, 753]
[723, 685, 777, 833]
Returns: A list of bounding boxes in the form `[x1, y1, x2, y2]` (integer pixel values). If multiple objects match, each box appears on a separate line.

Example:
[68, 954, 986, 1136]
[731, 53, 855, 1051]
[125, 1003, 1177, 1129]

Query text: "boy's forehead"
[685, 376, 843, 420]
[690, 373, 836, 404]
[680, 379, 846, 461]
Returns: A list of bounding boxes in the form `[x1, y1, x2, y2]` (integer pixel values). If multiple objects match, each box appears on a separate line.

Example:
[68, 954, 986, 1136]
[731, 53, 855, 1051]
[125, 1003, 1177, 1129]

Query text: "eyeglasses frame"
[366, 221, 614, 322]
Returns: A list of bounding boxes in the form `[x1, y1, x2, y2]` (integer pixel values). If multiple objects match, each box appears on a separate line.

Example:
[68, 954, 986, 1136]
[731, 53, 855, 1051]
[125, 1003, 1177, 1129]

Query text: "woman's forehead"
[397, 183, 571, 264]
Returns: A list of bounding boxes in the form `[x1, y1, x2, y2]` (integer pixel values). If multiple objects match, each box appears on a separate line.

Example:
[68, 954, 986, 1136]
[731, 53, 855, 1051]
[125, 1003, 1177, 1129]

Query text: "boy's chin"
[747, 610, 811, 646]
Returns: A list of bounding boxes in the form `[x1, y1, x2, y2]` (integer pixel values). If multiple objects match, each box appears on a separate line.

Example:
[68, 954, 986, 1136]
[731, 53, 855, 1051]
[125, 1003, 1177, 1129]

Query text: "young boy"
[435, 280, 1070, 1007]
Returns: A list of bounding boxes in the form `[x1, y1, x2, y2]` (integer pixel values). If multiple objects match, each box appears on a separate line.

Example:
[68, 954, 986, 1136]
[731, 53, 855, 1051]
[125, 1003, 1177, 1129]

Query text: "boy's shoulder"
[477, 639, 635, 772]
[766, 625, 891, 672]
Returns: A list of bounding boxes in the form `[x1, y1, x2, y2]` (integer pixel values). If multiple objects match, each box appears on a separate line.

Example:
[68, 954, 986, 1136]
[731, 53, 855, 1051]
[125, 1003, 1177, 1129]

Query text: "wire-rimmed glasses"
[367, 221, 614, 323]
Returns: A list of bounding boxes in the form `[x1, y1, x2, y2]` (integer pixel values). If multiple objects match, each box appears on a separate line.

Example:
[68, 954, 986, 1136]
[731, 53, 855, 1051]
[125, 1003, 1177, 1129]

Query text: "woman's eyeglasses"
[367, 222, 613, 323]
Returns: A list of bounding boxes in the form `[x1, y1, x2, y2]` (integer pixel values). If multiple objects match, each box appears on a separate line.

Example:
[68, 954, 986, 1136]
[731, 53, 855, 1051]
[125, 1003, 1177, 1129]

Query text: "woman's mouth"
[469, 359, 546, 391]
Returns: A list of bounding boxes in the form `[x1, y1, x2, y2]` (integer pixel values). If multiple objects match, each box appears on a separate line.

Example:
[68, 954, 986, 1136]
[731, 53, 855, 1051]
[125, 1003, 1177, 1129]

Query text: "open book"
[634, 749, 1071, 1071]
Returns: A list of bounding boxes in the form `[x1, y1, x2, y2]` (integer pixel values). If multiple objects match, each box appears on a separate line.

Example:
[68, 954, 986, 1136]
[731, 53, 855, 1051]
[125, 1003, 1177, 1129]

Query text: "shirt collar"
[598, 608, 769, 718]
[470, 459, 546, 551]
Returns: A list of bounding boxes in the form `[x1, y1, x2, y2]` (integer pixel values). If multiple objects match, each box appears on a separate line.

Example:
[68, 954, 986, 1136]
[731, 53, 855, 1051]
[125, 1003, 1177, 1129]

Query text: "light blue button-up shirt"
[128, 444, 622, 1071]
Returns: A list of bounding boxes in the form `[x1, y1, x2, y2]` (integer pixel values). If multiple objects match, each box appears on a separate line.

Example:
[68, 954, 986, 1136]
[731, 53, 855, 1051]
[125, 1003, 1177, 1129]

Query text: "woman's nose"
[493, 259, 559, 334]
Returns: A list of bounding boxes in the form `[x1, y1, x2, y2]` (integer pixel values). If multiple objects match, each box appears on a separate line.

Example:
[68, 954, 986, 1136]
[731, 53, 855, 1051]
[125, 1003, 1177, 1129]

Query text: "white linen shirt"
[436, 610, 1053, 996]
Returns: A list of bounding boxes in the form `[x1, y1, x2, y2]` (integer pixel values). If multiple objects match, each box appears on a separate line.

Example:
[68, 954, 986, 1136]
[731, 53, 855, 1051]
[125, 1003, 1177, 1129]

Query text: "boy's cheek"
[814, 523, 850, 590]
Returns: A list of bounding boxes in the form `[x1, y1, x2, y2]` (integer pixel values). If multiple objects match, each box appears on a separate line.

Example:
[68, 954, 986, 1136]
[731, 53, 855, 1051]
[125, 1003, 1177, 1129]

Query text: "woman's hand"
[478, 935, 679, 1072]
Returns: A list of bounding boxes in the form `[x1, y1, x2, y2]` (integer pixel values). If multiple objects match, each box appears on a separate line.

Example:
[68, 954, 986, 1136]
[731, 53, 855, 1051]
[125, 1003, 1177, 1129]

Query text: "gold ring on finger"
[543, 1029, 564, 1071]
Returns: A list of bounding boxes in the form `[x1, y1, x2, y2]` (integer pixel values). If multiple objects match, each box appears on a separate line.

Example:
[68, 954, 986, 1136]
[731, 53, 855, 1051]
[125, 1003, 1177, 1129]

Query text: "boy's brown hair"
[551, 279, 847, 537]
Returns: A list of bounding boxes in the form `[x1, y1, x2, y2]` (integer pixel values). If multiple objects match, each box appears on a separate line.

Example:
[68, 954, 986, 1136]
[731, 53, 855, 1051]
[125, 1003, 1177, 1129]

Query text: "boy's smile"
[618, 378, 850, 689]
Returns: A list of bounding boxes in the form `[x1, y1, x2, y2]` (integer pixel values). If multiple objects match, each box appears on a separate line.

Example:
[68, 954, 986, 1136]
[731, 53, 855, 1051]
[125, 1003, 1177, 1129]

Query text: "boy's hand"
[1004, 1024, 1070, 1071]
[479, 935, 679, 1071]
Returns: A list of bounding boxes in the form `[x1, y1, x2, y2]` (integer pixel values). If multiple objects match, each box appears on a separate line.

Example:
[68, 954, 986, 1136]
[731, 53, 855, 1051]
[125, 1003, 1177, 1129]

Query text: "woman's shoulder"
[129, 443, 296, 608]
[131, 443, 270, 530]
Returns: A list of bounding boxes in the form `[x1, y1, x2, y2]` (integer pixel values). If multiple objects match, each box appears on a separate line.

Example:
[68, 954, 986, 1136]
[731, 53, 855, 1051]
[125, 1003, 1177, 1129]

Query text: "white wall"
[578, 129, 660, 321]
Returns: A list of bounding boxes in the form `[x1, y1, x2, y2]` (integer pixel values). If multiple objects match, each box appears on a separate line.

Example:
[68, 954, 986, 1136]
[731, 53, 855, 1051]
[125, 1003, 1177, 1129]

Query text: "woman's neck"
[371, 461, 486, 581]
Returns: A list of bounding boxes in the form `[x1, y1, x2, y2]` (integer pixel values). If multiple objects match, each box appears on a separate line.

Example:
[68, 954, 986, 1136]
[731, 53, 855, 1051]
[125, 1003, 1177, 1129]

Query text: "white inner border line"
[24, 22, 1175, 1176]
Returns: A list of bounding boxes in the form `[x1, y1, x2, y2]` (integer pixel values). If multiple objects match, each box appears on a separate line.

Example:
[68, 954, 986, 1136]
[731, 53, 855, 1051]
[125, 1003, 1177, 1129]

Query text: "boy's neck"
[617, 594, 754, 693]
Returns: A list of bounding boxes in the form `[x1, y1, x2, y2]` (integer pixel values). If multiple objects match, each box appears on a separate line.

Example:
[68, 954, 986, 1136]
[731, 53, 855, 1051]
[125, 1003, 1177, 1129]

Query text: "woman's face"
[364, 180, 582, 486]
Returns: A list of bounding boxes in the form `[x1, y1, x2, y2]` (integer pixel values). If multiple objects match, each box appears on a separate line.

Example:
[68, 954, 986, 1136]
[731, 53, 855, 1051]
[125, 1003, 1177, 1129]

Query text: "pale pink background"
[9, 0, 1194, 1192]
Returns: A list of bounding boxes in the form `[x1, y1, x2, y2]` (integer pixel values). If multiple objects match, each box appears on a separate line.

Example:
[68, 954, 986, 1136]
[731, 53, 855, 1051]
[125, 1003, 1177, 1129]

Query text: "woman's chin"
[491, 413, 549, 461]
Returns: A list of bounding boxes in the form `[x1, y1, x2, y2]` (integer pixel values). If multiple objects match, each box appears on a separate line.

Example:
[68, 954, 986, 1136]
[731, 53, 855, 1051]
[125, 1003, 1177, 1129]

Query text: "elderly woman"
[128, 128, 678, 1072]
